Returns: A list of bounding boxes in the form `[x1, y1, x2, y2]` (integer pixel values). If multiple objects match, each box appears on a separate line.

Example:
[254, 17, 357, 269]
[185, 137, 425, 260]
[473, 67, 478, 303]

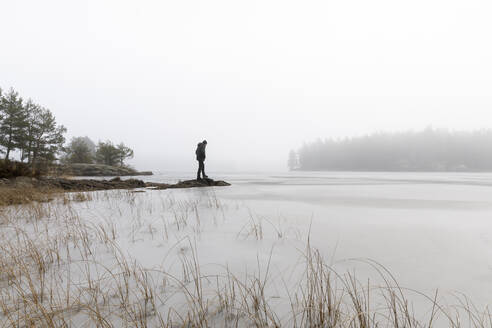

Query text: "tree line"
[63, 137, 134, 167]
[0, 87, 134, 168]
[289, 128, 492, 171]
[0, 88, 66, 166]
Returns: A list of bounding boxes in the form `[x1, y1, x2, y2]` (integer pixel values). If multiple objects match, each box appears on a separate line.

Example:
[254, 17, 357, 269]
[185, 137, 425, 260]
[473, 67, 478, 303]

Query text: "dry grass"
[0, 190, 489, 327]
[0, 186, 62, 206]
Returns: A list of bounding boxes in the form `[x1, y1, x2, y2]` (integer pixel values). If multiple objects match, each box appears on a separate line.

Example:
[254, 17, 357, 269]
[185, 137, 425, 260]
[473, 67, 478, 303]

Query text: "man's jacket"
[196, 143, 206, 161]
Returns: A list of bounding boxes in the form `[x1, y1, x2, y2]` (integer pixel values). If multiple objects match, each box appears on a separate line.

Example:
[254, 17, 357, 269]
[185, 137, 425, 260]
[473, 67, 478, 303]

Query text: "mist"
[294, 128, 492, 171]
[2, 0, 492, 172]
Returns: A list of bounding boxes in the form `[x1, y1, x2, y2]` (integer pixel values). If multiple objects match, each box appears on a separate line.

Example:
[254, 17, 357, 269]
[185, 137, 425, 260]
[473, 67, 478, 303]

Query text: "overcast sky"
[2, 0, 492, 171]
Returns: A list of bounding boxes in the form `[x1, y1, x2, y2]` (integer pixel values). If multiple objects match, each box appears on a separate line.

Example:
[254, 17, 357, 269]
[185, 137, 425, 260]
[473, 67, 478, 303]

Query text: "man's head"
[203, 140, 207, 145]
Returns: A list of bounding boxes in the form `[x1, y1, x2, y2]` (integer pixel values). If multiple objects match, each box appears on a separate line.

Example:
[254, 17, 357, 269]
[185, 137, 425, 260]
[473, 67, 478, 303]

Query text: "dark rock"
[145, 178, 230, 190]
[214, 180, 231, 187]
[145, 182, 171, 190]
[34, 177, 146, 191]
[170, 178, 231, 189]
[59, 163, 154, 177]
[7, 176, 230, 193]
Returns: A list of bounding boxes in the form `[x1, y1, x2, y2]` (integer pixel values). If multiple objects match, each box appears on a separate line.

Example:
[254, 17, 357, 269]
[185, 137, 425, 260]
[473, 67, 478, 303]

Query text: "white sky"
[2, 0, 492, 171]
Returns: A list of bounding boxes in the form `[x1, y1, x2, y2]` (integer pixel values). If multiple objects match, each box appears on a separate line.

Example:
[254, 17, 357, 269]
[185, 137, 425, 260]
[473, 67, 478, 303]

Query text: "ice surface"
[82, 171, 492, 306]
[1, 171, 491, 326]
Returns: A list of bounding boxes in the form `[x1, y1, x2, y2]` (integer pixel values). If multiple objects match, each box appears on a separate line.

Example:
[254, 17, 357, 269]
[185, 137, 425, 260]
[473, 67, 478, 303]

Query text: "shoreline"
[5, 176, 231, 192]
[0, 176, 230, 205]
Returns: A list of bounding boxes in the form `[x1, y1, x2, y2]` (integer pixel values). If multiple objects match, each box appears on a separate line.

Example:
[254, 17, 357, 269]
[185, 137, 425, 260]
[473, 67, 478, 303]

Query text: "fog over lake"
[3, 0, 492, 171]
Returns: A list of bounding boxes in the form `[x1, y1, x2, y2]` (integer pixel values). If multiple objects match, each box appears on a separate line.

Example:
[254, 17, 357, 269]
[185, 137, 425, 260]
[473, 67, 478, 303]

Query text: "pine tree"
[29, 107, 66, 166]
[0, 88, 28, 160]
[288, 150, 298, 170]
[65, 137, 96, 163]
[20, 100, 38, 163]
[116, 143, 134, 167]
[95, 141, 120, 166]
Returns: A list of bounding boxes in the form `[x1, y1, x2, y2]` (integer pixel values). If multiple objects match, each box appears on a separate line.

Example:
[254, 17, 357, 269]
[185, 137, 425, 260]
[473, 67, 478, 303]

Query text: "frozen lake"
[141, 171, 492, 307]
[13, 171, 489, 325]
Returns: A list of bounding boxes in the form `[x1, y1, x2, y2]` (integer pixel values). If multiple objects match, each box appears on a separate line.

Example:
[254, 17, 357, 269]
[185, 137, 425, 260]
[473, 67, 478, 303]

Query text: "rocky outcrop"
[37, 177, 148, 191]
[61, 164, 153, 177]
[146, 178, 231, 190]
[0, 176, 230, 192]
[0, 177, 230, 205]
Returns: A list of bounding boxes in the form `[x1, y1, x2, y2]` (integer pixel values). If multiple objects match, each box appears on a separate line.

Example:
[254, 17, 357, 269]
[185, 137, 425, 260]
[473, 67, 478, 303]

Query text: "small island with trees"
[0, 87, 150, 176]
[61, 137, 152, 176]
[289, 128, 492, 172]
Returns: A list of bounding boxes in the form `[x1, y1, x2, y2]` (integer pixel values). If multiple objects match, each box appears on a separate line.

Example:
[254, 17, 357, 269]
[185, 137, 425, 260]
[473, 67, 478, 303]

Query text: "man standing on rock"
[195, 140, 208, 180]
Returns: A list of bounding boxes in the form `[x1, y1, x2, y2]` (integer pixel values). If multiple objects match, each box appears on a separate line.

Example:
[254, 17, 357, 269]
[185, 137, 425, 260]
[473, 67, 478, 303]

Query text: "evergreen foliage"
[287, 149, 299, 170]
[0, 88, 28, 160]
[0, 87, 66, 166]
[94, 140, 133, 167]
[64, 138, 134, 167]
[64, 137, 96, 164]
[294, 128, 492, 171]
[0, 87, 134, 170]
[116, 143, 134, 167]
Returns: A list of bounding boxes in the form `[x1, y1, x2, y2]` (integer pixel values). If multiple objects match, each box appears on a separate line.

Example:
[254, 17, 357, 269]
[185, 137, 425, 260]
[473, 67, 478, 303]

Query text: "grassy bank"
[0, 185, 62, 205]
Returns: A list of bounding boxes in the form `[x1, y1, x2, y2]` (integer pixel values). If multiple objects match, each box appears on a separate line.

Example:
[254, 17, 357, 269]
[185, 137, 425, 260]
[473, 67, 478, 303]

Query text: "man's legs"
[197, 160, 206, 180]
[197, 161, 203, 180]
[202, 162, 208, 178]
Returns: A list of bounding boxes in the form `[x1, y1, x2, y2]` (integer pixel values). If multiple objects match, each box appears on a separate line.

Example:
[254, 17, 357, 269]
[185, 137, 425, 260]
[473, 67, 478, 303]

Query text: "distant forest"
[289, 128, 492, 171]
